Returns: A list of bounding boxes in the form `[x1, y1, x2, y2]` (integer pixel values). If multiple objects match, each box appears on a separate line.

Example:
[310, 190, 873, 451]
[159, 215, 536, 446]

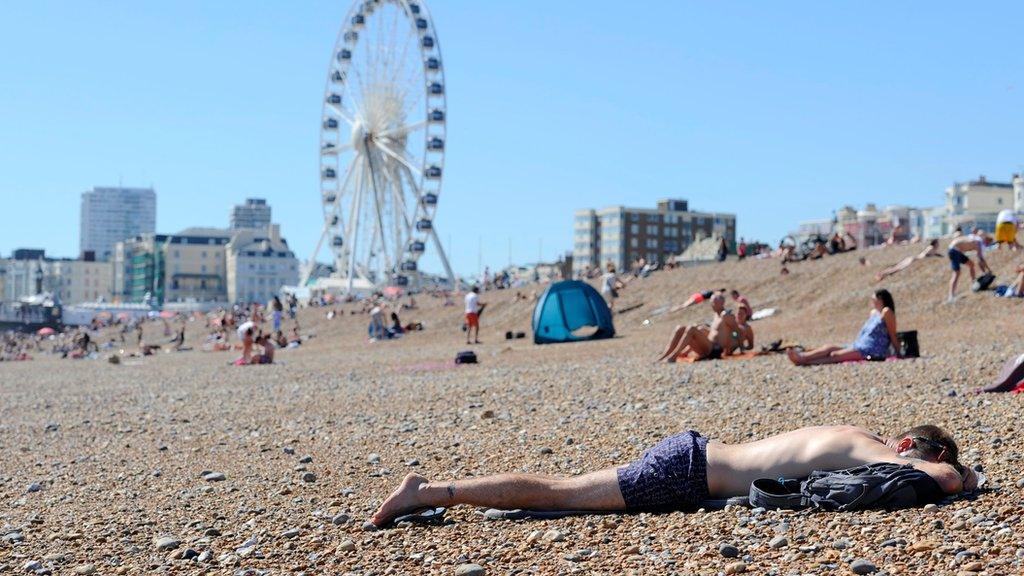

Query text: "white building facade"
[80, 186, 157, 261]
[230, 198, 272, 230]
[225, 225, 299, 304]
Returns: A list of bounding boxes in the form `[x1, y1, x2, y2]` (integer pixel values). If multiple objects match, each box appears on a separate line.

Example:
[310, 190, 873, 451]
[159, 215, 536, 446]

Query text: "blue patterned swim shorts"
[616, 430, 710, 511]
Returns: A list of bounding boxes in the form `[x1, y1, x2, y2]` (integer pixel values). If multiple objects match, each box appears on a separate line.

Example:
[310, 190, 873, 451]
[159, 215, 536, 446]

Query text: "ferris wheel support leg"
[429, 226, 456, 290]
[302, 226, 329, 286]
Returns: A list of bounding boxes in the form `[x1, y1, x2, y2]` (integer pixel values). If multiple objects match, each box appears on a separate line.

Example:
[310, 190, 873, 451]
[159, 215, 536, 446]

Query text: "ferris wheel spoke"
[321, 142, 354, 156]
[378, 120, 426, 138]
[374, 140, 423, 177]
[326, 103, 359, 127]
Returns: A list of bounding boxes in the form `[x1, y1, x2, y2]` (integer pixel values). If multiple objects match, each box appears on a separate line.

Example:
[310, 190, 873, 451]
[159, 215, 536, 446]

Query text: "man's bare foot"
[787, 347, 803, 366]
[371, 473, 429, 526]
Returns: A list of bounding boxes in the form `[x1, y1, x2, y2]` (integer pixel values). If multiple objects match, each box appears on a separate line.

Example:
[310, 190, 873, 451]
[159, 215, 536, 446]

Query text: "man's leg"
[656, 325, 688, 361]
[372, 469, 625, 526]
[949, 269, 960, 300]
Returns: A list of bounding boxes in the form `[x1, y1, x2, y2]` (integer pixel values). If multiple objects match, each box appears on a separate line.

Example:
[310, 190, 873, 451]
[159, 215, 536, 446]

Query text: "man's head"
[471, 286, 479, 294]
[710, 292, 726, 313]
[730, 289, 740, 299]
[894, 424, 963, 473]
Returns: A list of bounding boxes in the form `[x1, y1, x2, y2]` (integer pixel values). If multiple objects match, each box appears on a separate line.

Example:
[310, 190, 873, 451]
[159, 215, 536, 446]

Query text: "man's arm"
[851, 438, 964, 494]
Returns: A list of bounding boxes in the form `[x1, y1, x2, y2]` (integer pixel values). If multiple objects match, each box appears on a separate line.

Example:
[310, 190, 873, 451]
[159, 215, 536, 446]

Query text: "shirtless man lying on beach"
[371, 424, 976, 526]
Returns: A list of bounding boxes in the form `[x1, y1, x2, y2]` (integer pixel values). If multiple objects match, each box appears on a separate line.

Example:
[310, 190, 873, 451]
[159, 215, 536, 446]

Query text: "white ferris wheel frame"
[308, 0, 454, 293]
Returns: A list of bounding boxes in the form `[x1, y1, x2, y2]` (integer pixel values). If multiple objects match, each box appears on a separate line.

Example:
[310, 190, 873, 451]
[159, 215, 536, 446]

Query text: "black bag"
[749, 462, 944, 511]
[455, 350, 478, 364]
[972, 272, 996, 292]
[896, 330, 920, 358]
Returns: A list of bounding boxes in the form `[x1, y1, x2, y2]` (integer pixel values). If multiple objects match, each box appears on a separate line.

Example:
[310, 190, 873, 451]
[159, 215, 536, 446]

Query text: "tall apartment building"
[230, 198, 272, 230]
[225, 224, 299, 304]
[80, 186, 157, 261]
[573, 199, 736, 276]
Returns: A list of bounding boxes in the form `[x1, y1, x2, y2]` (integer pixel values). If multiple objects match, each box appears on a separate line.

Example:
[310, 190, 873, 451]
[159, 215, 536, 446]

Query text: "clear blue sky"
[1, 1, 1022, 275]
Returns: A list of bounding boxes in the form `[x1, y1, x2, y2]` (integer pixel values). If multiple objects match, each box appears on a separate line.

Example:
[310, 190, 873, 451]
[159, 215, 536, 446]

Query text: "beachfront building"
[48, 256, 113, 304]
[230, 198, 272, 230]
[1014, 173, 1024, 213]
[944, 175, 1015, 233]
[834, 204, 914, 246]
[79, 186, 157, 261]
[225, 224, 299, 304]
[0, 250, 112, 304]
[113, 228, 231, 305]
[573, 199, 736, 275]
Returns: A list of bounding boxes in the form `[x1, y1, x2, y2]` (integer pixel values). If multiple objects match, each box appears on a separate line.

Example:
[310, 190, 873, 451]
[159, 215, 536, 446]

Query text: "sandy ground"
[2, 243, 1023, 575]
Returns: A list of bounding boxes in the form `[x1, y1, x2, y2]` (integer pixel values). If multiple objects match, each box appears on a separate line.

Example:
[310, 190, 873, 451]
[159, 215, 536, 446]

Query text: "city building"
[573, 199, 736, 275]
[225, 224, 299, 304]
[945, 175, 1015, 233]
[113, 228, 231, 305]
[48, 255, 113, 304]
[1014, 173, 1023, 213]
[230, 198, 272, 230]
[79, 186, 157, 261]
[0, 249, 112, 304]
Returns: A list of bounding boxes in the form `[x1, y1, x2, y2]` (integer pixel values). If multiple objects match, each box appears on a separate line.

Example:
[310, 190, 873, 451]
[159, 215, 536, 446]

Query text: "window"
[646, 225, 658, 235]
[629, 213, 639, 222]
[630, 237, 638, 248]
[173, 250, 180, 258]
[645, 238, 658, 248]
[630, 224, 639, 234]
[201, 265, 207, 272]
[201, 251, 207, 259]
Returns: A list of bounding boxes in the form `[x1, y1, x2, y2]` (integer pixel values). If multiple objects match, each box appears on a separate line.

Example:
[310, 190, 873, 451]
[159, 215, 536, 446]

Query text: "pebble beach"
[2, 243, 1023, 575]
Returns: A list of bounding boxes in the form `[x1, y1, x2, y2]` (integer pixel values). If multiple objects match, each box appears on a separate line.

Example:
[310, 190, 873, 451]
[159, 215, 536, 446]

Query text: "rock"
[454, 564, 486, 576]
[922, 503, 939, 514]
[850, 558, 878, 574]
[204, 527, 221, 537]
[725, 561, 747, 574]
[1016, 478, 1024, 489]
[181, 549, 199, 560]
[907, 540, 938, 553]
[197, 550, 212, 563]
[480, 410, 495, 419]
[361, 521, 378, 532]
[299, 455, 313, 464]
[281, 528, 300, 539]
[880, 538, 899, 548]
[538, 447, 553, 455]
[623, 544, 640, 555]
[22, 560, 42, 572]
[542, 529, 564, 542]
[283, 446, 295, 455]
[719, 543, 740, 558]
[332, 513, 350, 525]
[338, 539, 356, 552]
[202, 471, 226, 482]
[73, 564, 96, 574]
[405, 458, 420, 466]
[367, 453, 381, 464]
[769, 536, 788, 549]
[2, 531, 25, 543]
[301, 472, 317, 483]
[961, 561, 984, 572]
[26, 482, 41, 493]
[154, 536, 180, 551]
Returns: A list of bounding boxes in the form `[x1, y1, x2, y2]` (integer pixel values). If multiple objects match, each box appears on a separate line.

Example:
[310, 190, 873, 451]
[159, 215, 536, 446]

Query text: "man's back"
[706, 425, 961, 496]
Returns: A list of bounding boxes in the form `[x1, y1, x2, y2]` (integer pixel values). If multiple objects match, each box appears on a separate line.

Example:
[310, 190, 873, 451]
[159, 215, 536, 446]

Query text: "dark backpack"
[749, 462, 944, 511]
[455, 350, 478, 364]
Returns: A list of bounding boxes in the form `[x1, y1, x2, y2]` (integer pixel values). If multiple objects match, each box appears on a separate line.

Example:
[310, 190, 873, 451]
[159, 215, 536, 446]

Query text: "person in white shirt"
[464, 286, 485, 344]
[600, 263, 624, 313]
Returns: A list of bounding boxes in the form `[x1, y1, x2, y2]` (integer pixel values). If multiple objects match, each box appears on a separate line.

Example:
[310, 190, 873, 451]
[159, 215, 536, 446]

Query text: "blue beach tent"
[532, 280, 615, 344]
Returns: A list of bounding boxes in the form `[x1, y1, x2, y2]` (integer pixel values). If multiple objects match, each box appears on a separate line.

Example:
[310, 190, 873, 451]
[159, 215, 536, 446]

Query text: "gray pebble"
[719, 543, 740, 558]
[338, 539, 356, 552]
[454, 564, 486, 576]
[3, 531, 25, 543]
[538, 447, 553, 455]
[332, 513, 350, 525]
[299, 455, 313, 464]
[26, 482, 41, 493]
[406, 458, 420, 466]
[154, 536, 180, 551]
[197, 550, 212, 563]
[181, 549, 199, 560]
[850, 558, 877, 574]
[301, 472, 317, 483]
[361, 521, 378, 532]
[280, 528, 300, 539]
[832, 538, 851, 550]
[23, 561, 43, 572]
[769, 536, 788, 549]
[367, 453, 381, 464]
[283, 446, 295, 455]
[1016, 478, 1024, 488]
[202, 471, 226, 482]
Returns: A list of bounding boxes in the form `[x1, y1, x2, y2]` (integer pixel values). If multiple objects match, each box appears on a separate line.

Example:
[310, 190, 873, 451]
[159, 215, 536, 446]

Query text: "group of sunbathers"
[656, 289, 753, 362]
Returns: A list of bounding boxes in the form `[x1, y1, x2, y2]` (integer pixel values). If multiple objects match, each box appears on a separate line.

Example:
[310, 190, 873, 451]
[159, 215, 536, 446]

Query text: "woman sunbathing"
[788, 289, 897, 366]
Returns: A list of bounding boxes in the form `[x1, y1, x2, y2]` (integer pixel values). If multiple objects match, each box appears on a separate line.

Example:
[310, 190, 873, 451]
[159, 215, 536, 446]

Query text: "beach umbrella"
[236, 320, 255, 339]
[37, 327, 55, 336]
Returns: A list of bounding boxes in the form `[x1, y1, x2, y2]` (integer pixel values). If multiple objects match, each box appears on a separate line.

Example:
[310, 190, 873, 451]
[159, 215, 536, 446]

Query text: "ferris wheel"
[312, 0, 454, 292]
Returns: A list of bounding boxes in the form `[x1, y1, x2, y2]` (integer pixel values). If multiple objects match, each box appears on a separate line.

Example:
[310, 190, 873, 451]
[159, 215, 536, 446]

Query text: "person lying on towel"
[370, 423, 975, 526]
[788, 289, 897, 366]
